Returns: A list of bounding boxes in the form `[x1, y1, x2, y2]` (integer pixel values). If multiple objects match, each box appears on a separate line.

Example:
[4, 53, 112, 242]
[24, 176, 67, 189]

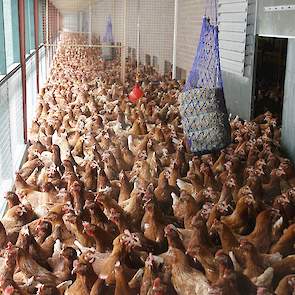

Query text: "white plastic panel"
[219, 49, 245, 62]
[218, 2, 248, 13]
[8, 67, 26, 174]
[218, 0, 247, 4]
[0, 80, 13, 214]
[219, 40, 246, 53]
[39, 46, 47, 86]
[218, 0, 248, 76]
[220, 58, 245, 74]
[219, 31, 246, 42]
[26, 56, 38, 128]
[218, 22, 247, 32]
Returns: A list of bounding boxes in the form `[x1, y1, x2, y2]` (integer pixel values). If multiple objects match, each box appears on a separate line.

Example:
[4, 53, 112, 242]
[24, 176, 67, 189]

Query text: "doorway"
[253, 37, 288, 123]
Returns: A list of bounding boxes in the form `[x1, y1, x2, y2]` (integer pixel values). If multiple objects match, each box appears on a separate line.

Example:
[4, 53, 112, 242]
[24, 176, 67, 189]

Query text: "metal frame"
[0, 0, 7, 75]
[45, 44, 122, 48]
[45, 0, 49, 78]
[264, 5, 295, 12]
[34, 0, 40, 93]
[121, 0, 127, 83]
[88, 1, 92, 45]
[18, 0, 28, 143]
[0, 45, 43, 86]
[172, 0, 178, 80]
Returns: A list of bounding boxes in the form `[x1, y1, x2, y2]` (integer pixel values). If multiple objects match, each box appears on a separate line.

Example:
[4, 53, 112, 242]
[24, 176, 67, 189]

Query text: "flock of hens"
[0, 34, 294, 295]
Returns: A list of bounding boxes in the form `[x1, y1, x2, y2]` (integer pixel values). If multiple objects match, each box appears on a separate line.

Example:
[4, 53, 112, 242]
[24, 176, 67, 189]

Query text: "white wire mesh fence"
[58, 0, 176, 79]
[0, 0, 185, 209]
[0, 50, 47, 212]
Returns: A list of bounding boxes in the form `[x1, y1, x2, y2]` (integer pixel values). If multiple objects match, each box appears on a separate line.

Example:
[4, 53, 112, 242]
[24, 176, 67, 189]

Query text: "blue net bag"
[103, 16, 114, 44]
[179, 13, 231, 155]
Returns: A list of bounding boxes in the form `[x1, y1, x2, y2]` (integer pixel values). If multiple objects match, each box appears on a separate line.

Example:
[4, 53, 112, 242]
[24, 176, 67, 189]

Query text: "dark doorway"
[253, 37, 288, 123]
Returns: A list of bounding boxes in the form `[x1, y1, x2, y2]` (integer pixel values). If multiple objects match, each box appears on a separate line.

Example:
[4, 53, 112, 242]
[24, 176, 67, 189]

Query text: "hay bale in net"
[179, 16, 231, 154]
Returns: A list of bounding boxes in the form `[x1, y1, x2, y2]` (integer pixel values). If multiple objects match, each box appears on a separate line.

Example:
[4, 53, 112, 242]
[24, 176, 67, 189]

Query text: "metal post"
[18, 0, 27, 143]
[136, 0, 140, 75]
[79, 11, 83, 34]
[54, 7, 57, 44]
[172, 0, 178, 80]
[45, 0, 49, 78]
[88, 1, 92, 45]
[57, 11, 60, 40]
[121, 0, 127, 83]
[0, 0, 6, 74]
[34, 0, 40, 93]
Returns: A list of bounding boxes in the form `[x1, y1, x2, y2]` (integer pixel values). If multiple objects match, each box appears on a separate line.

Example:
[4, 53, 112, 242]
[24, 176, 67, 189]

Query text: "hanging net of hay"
[179, 3, 231, 155]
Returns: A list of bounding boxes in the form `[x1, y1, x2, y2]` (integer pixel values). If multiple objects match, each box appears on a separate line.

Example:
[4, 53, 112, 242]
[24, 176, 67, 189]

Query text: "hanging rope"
[128, 0, 144, 103]
[136, 0, 140, 76]
[205, 0, 218, 25]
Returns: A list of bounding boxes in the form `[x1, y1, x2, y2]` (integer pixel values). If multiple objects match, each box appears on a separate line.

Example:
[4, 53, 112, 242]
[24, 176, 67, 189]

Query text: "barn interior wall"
[62, 0, 257, 120]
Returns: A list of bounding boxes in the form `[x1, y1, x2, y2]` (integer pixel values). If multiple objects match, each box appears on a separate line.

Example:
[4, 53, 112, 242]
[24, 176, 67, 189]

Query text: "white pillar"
[88, 1, 92, 45]
[79, 11, 83, 33]
[121, 0, 127, 83]
[136, 14, 140, 74]
[57, 12, 60, 40]
[45, 0, 49, 79]
[172, 0, 178, 80]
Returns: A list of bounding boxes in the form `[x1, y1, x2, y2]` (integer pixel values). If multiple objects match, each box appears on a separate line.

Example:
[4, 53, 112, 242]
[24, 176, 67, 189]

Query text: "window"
[0, 0, 7, 76]
[25, 0, 35, 54]
[3, 0, 20, 70]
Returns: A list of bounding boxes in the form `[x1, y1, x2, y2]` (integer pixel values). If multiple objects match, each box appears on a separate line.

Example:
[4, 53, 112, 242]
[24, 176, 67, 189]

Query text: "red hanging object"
[129, 82, 144, 103]
[129, 73, 144, 103]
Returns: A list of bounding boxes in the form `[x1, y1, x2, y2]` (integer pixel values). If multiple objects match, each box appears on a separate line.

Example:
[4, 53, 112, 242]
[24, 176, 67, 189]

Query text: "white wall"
[176, 0, 204, 77]
[73, 0, 256, 119]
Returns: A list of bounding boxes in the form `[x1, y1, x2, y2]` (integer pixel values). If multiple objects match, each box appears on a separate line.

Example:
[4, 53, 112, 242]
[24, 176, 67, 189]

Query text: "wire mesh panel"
[39, 45, 47, 86]
[0, 81, 13, 211]
[26, 56, 38, 128]
[74, 0, 175, 82]
[7, 68, 26, 172]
